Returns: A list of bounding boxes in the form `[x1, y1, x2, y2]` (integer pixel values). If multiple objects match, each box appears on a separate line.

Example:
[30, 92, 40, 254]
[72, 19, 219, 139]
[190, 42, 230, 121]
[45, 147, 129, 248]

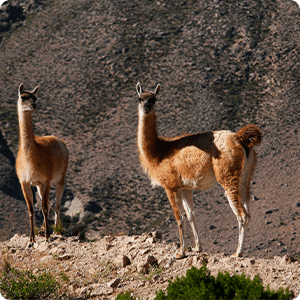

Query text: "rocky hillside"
[0, 0, 299, 260]
[0, 233, 299, 299]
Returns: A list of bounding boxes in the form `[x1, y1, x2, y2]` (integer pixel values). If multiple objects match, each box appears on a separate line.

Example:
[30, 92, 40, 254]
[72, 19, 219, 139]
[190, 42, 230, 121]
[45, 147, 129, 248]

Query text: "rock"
[79, 286, 90, 295]
[114, 255, 130, 268]
[192, 255, 200, 266]
[141, 249, 151, 255]
[40, 255, 52, 263]
[280, 255, 291, 265]
[212, 257, 219, 264]
[107, 278, 121, 288]
[88, 268, 96, 275]
[64, 266, 70, 272]
[147, 255, 158, 264]
[151, 231, 162, 239]
[165, 259, 175, 269]
[64, 196, 84, 218]
[91, 285, 113, 296]
[58, 254, 72, 261]
[146, 237, 156, 244]
[103, 236, 115, 243]
[137, 255, 158, 273]
[137, 261, 150, 273]
[103, 243, 113, 251]
[37, 241, 48, 252]
[49, 247, 60, 255]
[265, 209, 278, 215]
[68, 285, 74, 293]
[185, 256, 193, 267]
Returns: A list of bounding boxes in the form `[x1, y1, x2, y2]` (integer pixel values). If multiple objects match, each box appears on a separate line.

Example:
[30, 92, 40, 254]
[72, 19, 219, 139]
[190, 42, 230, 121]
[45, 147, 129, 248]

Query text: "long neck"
[138, 109, 160, 162]
[18, 104, 35, 151]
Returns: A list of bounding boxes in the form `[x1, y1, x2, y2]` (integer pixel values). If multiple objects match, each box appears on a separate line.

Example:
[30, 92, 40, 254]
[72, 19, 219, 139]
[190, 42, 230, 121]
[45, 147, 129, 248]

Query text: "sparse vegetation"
[138, 265, 164, 283]
[0, 266, 60, 300]
[59, 271, 70, 283]
[52, 220, 64, 235]
[0, 233, 299, 299]
[94, 260, 116, 284]
[116, 291, 139, 300]
[155, 265, 294, 300]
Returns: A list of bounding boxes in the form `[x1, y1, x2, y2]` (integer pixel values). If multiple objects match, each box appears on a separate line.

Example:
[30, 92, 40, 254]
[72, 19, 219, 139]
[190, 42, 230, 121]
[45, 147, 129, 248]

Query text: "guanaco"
[136, 82, 262, 258]
[16, 83, 69, 245]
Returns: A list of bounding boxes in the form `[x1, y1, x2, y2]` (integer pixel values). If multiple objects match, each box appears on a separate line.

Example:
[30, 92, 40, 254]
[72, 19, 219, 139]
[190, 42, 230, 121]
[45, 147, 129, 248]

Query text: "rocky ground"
[0, 233, 299, 299]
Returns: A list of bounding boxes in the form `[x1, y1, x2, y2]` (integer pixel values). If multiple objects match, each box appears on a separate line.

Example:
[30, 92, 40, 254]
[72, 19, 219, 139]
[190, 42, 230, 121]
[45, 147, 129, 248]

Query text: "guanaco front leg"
[21, 182, 35, 245]
[166, 189, 187, 259]
[182, 189, 202, 252]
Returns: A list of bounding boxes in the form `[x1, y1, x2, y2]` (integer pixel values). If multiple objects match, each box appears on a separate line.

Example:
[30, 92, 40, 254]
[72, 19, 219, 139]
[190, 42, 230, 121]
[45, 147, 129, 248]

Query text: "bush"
[0, 266, 59, 299]
[155, 265, 294, 300]
[52, 219, 64, 235]
[116, 290, 139, 300]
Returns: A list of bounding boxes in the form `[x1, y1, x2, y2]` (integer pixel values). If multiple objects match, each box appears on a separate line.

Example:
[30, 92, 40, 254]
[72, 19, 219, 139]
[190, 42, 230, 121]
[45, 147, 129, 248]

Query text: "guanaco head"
[18, 83, 39, 112]
[136, 82, 160, 115]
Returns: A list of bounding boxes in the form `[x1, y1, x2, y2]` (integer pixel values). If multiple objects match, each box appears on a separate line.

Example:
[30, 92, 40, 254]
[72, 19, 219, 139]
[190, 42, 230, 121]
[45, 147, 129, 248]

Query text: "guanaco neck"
[138, 108, 161, 163]
[18, 104, 35, 152]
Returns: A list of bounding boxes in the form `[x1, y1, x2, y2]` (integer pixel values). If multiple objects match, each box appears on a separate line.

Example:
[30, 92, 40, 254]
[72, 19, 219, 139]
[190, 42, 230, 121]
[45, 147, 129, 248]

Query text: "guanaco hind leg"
[37, 184, 47, 232]
[223, 186, 249, 257]
[41, 182, 51, 240]
[54, 180, 65, 227]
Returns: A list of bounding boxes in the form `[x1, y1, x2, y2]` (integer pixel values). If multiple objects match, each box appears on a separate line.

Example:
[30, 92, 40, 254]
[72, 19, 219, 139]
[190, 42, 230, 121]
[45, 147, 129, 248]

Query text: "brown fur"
[16, 83, 69, 245]
[136, 82, 262, 258]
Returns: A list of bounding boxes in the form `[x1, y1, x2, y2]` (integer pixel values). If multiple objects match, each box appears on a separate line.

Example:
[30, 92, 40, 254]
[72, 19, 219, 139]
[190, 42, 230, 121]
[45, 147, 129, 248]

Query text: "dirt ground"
[1, 233, 299, 299]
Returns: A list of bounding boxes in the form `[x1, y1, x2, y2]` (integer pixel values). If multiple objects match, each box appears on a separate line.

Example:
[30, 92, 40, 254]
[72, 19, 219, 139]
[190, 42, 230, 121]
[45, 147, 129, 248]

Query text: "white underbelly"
[181, 168, 216, 190]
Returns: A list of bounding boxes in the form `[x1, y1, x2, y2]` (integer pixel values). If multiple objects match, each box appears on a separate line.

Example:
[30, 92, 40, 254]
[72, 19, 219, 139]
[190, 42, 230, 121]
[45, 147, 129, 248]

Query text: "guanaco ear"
[136, 82, 143, 97]
[32, 86, 39, 94]
[154, 84, 160, 96]
[19, 83, 24, 95]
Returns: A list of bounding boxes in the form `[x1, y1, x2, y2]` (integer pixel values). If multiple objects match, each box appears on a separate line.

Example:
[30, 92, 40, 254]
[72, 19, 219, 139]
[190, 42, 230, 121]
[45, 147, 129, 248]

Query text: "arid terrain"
[0, 233, 299, 299]
[0, 0, 300, 297]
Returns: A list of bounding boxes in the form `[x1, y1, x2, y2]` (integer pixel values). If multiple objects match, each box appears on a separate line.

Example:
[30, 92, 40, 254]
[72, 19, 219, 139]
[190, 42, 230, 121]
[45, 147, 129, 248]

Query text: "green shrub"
[155, 265, 294, 300]
[0, 266, 59, 299]
[116, 290, 139, 300]
[52, 219, 64, 235]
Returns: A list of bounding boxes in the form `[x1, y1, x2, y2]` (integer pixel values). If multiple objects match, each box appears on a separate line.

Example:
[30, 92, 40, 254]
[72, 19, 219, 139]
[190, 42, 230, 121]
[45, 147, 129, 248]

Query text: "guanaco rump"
[136, 82, 262, 258]
[16, 83, 69, 245]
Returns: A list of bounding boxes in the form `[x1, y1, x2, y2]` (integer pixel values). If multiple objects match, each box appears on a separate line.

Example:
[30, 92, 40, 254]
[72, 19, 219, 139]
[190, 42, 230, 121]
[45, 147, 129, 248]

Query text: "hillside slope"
[0, 233, 299, 299]
[0, 0, 299, 259]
